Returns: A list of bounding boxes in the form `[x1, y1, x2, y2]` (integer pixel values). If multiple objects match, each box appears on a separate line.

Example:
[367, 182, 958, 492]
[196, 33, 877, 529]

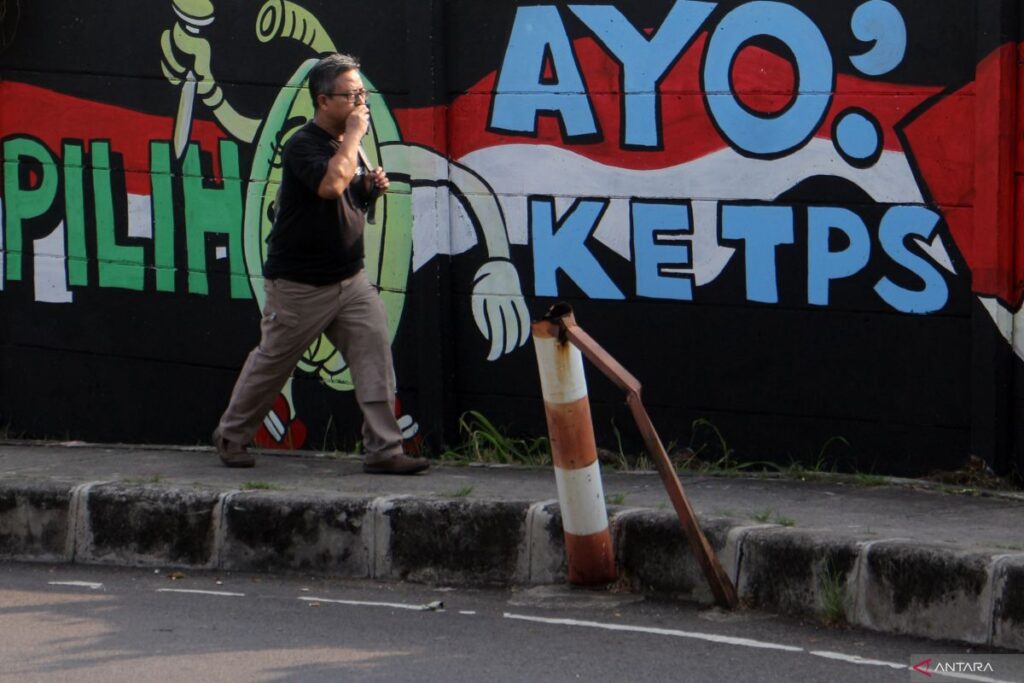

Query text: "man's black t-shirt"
[263, 121, 372, 285]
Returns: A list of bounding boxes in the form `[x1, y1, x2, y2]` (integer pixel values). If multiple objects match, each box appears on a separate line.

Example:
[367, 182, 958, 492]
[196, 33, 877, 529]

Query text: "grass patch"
[241, 481, 279, 491]
[124, 475, 162, 484]
[439, 411, 551, 467]
[995, 542, 1024, 552]
[680, 419, 778, 476]
[854, 473, 888, 487]
[749, 509, 795, 526]
[818, 559, 849, 626]
[606, 492, 627, 505]
[603, 421, 657, 472]
[443, 485, 474, 498]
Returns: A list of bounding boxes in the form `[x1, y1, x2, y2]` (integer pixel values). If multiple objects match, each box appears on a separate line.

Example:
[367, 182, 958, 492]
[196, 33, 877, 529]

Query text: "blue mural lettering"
[807, 206, 871, 306]
[530, 196, 624, 299]
[703, 1, 833, 157]
[849, 0, 907, 76]
[631, 199, 694, 300]
[720, 204, 795, 304]
[490, 6, 599, 139]
[569, 0, 716, 148]
[874, 206, 948, 314]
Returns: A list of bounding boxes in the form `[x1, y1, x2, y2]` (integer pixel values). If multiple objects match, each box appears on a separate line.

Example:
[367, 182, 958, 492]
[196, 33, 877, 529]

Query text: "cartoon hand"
[159, 22, 216, 98]
[471, 259, 531, 361]
[159, 1, 259, 146]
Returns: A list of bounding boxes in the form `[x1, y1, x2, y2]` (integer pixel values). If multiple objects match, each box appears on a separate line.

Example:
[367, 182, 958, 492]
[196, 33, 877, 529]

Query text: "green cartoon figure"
[160, 0, 530, 448]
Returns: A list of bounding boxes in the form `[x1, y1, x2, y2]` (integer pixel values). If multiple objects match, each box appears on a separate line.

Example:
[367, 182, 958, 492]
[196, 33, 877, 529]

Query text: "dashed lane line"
[300, 597, 444, 611]
[156, 589, 246, 597]
[48, 581, 103, 590]
[502, 613, 1020, 683]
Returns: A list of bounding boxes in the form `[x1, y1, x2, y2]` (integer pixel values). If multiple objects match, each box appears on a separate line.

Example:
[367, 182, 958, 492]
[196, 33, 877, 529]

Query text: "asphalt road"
[0, 563, 1014, 683]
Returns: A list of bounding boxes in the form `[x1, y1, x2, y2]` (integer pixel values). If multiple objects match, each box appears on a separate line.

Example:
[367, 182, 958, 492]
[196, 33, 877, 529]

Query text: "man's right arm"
[317, 107, 370, 199]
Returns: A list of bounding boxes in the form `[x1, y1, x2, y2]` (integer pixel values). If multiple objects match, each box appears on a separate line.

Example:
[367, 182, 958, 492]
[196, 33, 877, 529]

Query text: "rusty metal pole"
[546, 304, 739, 609]
[532, 306, 617, 586]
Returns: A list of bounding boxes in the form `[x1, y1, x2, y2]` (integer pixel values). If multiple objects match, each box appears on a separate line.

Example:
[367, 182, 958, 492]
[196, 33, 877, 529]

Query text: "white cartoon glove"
[471, 258, 531, 361]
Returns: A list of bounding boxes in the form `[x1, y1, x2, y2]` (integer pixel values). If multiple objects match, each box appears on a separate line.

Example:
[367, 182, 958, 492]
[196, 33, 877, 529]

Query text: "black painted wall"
[0, 0, 1020, 476]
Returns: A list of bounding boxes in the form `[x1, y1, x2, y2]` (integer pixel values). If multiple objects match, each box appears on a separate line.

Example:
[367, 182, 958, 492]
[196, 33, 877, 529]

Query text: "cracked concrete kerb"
[0, 480, 1021, 651]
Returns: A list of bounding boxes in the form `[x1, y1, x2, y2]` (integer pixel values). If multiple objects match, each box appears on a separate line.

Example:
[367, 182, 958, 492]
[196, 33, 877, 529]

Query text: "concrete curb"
[0, 480, 1020, 650]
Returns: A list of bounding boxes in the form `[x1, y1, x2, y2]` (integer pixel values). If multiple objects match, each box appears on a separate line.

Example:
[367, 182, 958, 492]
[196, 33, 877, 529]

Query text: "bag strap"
[357, 145, 378, 225]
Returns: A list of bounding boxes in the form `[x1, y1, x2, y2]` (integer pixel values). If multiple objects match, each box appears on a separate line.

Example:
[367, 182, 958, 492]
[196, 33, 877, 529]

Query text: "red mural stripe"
[0, 81, 228, 195]
[396, 33, 941, 171]
[1018, 42, 1024, 176]
[973, 42, 1020, 306]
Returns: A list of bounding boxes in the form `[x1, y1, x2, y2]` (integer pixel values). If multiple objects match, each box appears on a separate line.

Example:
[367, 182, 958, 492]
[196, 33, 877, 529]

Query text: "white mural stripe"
[127, 193, 153, 239]
[33, 222, 74, 304]
[458, 141, 934, 286]
[915, 234, 957, 274]
[980, 297, 1023, 362]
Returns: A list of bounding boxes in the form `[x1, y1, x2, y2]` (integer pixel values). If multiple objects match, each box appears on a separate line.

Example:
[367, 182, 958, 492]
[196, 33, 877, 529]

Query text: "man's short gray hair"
[309, 53, 361, 107]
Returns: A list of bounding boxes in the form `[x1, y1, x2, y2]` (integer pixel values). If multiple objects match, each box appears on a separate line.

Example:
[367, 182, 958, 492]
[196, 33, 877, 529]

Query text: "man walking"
[212, 53, 428, 475]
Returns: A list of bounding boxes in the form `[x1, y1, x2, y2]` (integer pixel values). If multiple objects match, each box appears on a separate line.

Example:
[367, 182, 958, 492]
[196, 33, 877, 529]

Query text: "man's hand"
[345, 105, 371, 140]
[366, 167, 389, 196]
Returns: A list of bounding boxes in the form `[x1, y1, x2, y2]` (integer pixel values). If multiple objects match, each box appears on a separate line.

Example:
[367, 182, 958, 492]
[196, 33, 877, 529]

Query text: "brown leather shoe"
[212, 429, 255, 468]
[363, 452, 430, 475]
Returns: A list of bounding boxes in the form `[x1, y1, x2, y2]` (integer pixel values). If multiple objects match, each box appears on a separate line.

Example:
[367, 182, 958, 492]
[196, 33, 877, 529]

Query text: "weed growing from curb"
[682, 419, 779, 476]
[123, 475, 162, 485]
[241, 481, 279, 491]
[442, 485, 474, 498]
[606, 492, 627, 505]
[818, 559, 849, 626]
[749, 509, 795, 526]
[440, 411, 551, 467]
[853, 473, 888, 487]
[995, 542, 1024, 552]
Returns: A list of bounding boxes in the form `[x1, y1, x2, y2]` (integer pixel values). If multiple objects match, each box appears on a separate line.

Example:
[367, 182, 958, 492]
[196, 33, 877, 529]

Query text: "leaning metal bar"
[548, 305, 739, 609]
[532, 311, 617, 586]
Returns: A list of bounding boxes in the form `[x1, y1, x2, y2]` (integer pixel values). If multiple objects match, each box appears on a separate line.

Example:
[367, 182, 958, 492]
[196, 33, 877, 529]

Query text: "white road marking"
[503, 613, 802, 652]
[809, 650, 905, 669]
[812, 651, 1019, 683]
[459, 611, 477, 615]
[156, 589, 246, 597]
[505, 613, 1021, 682]
[300, 597, 443, 611]
[48, 581, 103, 590]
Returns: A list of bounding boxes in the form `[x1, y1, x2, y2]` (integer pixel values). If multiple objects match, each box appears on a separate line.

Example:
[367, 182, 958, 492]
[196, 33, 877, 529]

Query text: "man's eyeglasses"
[325, 88, 369, 102]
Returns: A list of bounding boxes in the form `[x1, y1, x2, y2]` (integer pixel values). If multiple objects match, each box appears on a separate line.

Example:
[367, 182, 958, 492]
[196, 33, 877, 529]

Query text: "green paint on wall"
[92, 141, 145, 291]
[150, 141, 176, 293]
[182, 140, 249, 298]
[63, 142, 89, 287]
[2, 136, 59, 282]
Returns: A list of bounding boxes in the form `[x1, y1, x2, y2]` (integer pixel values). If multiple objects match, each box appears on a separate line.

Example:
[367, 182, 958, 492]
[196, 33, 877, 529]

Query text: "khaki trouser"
[216, 270, 403, 459]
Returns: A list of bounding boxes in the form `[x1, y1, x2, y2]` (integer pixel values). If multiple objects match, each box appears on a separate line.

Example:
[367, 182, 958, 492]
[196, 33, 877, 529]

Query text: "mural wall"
[1, 0, 1021, 476]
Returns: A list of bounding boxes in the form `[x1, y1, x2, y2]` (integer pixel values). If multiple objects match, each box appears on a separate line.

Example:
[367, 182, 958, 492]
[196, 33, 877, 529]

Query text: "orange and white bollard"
[532, 313, 617, 586]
